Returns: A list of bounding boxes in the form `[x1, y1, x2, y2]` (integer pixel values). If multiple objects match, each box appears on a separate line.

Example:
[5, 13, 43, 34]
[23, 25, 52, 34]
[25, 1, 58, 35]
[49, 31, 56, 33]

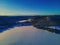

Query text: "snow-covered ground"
[0, 26, 60, 45]
[48, 26, 60, 30]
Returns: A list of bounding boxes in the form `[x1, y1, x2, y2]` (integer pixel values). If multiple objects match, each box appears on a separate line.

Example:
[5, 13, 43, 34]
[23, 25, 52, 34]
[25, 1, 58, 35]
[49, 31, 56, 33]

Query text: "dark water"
[0, 16, 60, 33]
[0, 16, 32, 33]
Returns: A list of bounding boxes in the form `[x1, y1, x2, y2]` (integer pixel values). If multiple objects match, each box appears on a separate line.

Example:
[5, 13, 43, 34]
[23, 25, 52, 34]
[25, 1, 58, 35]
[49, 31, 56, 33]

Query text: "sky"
[0, 0, 60, 16]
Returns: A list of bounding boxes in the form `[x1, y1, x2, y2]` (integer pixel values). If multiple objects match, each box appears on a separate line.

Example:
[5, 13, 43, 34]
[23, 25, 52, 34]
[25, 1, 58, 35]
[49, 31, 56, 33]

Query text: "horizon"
[0, 14, 60, 16]
[0, 0, 60, 16]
